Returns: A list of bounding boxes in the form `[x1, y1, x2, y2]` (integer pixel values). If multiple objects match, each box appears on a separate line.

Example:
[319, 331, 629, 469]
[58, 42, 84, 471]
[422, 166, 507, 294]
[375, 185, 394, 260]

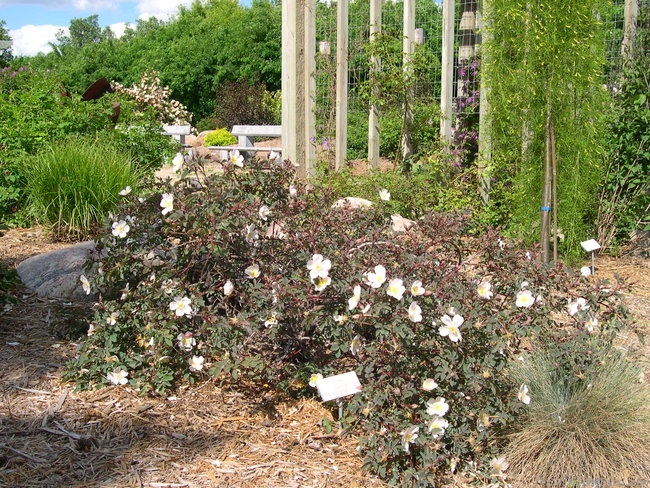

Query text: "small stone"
[391, 214, 416, 233]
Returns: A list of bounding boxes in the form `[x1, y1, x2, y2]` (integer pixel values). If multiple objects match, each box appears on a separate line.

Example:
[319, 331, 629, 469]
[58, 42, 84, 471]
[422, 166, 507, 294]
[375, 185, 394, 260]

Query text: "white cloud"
[72, 0, 94, 8]
[109, 22, 131, 38]
[9, 24, 67, 57]
[136, 0, 194, 22]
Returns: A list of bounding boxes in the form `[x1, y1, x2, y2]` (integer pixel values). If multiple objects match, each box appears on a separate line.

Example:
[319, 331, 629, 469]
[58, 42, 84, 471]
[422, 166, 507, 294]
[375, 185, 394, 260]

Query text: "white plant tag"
[316, 371, 362, 402]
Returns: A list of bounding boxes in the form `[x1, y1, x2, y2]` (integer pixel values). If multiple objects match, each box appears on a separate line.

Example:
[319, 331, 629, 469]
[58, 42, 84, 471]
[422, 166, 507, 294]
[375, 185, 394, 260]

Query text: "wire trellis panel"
[312, 0, 642, 161]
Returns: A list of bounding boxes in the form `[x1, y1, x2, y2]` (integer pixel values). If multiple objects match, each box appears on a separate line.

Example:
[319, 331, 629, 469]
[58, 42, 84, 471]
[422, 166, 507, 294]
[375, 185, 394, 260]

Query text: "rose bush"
[66, 153, 627, 486]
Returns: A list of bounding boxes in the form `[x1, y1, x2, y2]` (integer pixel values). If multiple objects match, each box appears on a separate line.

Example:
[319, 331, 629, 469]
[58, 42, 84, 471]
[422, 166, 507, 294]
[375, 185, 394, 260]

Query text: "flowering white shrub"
[113, 71, 191, 125]
[66, 155, 628, 486]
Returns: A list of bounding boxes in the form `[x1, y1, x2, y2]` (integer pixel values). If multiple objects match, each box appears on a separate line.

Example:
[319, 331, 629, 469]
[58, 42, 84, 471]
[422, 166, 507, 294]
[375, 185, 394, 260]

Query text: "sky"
[0, 0, 200, 57]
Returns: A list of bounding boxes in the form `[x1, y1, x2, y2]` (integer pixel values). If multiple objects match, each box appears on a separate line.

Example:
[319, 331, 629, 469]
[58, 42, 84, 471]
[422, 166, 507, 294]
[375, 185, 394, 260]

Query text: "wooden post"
[440, 0, 455, 145]
[541, 111, 553, 264]
[281, 0, 297, 168]
[457, 0, 478, 96]
[551, 118, 557, 264]
[282, 0, 316, 179]
[401, 0, 416, 162]
[305, 0, 316, 177]
[368, 0, 382, 168]
[477, 0, 491, 204]
[335, 0, 349, 170]
[622, 0, 638, 63]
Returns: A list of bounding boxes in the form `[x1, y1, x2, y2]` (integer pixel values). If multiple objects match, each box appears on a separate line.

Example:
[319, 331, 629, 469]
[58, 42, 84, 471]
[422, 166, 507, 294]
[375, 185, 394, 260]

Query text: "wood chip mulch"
[0, 292, 386, 488]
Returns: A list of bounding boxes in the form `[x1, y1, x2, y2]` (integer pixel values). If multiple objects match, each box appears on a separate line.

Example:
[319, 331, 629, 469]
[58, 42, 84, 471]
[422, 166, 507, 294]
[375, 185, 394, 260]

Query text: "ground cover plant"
[62, 153, 636, 486]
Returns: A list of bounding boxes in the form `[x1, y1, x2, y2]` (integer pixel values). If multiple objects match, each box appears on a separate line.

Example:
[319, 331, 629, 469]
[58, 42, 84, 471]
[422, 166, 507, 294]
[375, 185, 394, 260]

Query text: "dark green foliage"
[55, 15, 107, 49]
[0, 66, 170, 226]
[195, 117, 221, 133]
[19, 0, 281, 121]
[0, 66, 127, 224]
[99, 123, 178, 171]
[0, 20, 11, 68]
[211, 81, 280, 129]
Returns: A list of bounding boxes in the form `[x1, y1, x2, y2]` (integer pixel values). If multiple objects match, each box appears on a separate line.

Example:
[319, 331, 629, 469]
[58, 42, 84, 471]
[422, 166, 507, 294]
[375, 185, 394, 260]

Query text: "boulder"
[16, 241, 103, 301]
[331, 197, 374, 210]
[391, 214, 416, 233]
[186, 130, 216, 147]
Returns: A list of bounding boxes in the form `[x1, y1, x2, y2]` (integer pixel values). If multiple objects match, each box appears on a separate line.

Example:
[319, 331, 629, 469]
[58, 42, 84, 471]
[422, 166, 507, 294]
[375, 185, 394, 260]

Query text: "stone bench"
[162, 124, 192, 146]
[207, 125, 283, 158]
[231, 124, 282, 148]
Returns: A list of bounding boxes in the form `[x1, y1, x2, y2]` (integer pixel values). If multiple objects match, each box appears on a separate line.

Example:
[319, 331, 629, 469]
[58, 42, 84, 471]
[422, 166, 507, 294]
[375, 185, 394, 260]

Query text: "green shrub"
[346, 104, 440, 162]
[195, 117, 221, 133]
[315, 164, 441, 219]
[0, 156, 27, 226]
[0, 66, 169, 225]
[24, 137, 144, 240]
[212, 81, 279, 128]
[260, 89, 282, 125]
[100, 123, 178, 172]
[0, 67, 128, 155]
[204, 128, 237, 147]
[315, 154, 509, 228]
[346, 111, 370, 160]
[597, 49, 650, 248]
[65, 155, 627, 486]
[504, 351, 650, 484]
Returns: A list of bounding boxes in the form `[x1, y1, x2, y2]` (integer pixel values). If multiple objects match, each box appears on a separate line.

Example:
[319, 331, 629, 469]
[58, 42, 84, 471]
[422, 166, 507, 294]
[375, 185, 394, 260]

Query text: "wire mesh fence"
[313, 0, 637, 161]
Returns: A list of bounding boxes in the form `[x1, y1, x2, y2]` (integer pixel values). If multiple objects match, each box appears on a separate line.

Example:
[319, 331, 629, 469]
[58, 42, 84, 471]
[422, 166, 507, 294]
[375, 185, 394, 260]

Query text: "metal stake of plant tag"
[581, 239, 601, 275]
[315, 371, 362, 421]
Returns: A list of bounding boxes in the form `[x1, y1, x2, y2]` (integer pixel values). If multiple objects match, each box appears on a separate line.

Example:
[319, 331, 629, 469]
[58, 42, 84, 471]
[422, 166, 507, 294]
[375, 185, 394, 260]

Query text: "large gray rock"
[16, 241, 102, 301]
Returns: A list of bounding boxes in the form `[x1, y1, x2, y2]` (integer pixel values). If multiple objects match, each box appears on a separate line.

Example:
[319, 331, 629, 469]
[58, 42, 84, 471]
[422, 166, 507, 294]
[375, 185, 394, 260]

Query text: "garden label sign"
[581, 239, 602, 275]
[316, 371, 362, 419]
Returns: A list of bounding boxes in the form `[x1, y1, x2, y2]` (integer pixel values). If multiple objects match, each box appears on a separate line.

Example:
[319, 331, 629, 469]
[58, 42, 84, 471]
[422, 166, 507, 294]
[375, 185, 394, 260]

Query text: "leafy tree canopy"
[0, 19, 12, 67]
[16, 0, 281, 120]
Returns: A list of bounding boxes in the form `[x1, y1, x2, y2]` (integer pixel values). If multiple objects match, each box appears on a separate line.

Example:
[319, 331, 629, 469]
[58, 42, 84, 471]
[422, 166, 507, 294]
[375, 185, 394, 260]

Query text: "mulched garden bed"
[1, 227, 648, 487]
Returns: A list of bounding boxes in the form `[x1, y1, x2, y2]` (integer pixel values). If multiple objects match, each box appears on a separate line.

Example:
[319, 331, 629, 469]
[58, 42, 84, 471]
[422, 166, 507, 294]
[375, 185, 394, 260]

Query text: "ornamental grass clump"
[24, 137, 143, 240]
[65, 152, 630, 486]
[504, 351, 650, 486]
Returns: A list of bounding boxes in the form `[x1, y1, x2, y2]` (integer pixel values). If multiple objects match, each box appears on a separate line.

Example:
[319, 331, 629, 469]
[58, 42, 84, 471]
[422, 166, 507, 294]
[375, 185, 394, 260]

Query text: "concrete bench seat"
[162, 124, 192, 145]
[231, 125, 282, 148]
[207, 146, 283, 160]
